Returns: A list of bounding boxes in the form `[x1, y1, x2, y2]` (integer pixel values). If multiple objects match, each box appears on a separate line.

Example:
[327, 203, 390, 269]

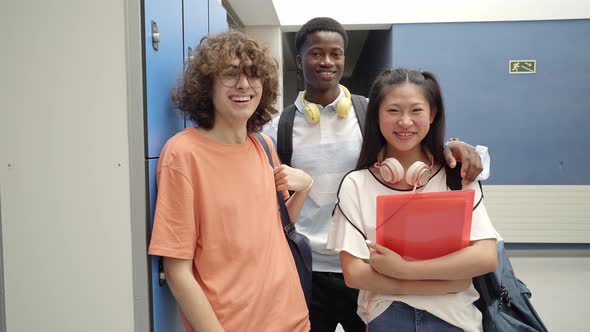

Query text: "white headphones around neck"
[374, 150, 432, 187]
[301, 85, 352, 124]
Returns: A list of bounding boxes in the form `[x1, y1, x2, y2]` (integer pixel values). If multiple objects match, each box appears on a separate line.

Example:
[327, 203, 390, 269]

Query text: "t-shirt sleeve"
[465, 181, 497, 242]
[148, 164, 197, 260]
[327, 175, 371, 260]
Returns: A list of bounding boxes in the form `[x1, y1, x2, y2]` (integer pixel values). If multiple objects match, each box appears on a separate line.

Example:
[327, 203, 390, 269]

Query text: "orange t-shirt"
[148, 127, 310, 332]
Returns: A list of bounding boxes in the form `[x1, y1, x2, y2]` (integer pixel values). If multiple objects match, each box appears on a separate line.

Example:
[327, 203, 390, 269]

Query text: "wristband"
[302, 178, 313, 192]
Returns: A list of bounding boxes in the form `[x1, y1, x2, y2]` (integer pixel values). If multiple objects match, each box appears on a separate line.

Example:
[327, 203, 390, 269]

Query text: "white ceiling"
[225, 0, 590, 80]
[226, 0, 590, 31]
[224, 0, 280, 26]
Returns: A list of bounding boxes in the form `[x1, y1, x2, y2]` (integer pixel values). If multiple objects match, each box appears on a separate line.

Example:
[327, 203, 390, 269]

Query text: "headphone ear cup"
[406, 161, 431, 186]
[303, 103, 320, 124]
[380, 158, 403, 184]
[336, 97, 352, 118]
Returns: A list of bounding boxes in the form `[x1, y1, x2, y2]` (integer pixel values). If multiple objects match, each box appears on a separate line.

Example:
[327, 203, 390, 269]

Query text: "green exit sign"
[509, 60, 536, 74]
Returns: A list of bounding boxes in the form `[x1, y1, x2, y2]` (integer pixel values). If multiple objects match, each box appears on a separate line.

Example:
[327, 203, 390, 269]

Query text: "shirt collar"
[294, 87, 347, 113]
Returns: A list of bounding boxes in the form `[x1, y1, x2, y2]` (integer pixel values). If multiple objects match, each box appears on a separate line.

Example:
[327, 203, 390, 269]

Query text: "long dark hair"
[356, 68, 446, 170]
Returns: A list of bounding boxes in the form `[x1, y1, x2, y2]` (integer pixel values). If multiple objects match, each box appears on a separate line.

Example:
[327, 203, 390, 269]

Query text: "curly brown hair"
[172, 31, 279, 133]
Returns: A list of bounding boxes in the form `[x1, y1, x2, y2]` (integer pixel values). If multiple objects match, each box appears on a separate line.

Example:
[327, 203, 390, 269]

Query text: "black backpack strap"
[445, 163, 463, 191]
[473, 271, 500, 310]
[277, 104, 297, 166]
[446, 162, 485, 210]
[254, 133, 294, 234]
[449, 162, 495, 311]
[351, 94, 368, 137]
[278, 95, 366, 165]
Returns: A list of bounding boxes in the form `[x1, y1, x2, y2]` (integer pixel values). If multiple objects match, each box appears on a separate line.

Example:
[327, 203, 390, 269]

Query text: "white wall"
[510, 253, 590, 331]
[0, 1, 138, 331]
[485, 186, 590, 243]
[244, 26, 284, 113]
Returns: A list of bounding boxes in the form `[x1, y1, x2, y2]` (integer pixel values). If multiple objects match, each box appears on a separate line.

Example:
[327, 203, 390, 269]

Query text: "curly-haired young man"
[149, 31, 312, 332]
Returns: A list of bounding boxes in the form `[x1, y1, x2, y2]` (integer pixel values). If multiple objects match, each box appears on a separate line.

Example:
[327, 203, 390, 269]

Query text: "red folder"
[376, 190, 475, 261]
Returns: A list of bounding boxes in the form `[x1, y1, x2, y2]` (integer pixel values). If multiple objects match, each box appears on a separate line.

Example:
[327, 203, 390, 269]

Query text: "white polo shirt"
[264, 87, 363, 272]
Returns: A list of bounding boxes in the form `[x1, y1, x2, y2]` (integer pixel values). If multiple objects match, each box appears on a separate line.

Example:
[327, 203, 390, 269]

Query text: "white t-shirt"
[327, 166, 497, 332]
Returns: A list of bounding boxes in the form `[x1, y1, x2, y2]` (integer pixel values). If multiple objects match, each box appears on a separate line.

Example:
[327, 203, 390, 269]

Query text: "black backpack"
[277, 94, 368, 166]
[446, 166, 549, 332]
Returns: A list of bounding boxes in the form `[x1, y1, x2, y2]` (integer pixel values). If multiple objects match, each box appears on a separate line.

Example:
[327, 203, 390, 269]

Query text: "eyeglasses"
[219, 67, 262, 88]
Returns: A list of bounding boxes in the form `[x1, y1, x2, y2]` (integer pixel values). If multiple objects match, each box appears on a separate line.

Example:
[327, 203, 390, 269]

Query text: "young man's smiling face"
[297, 31, 345, 99]
[211, 56, 262, 128]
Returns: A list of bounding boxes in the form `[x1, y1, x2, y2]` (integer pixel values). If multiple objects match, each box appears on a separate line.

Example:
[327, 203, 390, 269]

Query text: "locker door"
[144, 0, 185, 331]
[184, 0, 209, 64]
[208, 0, 228, 35]
[183, 0, 209, 130]
[148, 159, 184, 332]
[144, 0, 185, 158]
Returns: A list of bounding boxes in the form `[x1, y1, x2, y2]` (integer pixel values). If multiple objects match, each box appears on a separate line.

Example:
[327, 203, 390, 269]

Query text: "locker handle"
[158, 258, 166, 286]
[188, 46, 194, 61]
[151, 20, 160, 51]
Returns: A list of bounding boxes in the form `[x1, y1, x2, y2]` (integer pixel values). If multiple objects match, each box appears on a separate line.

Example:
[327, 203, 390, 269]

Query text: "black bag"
[255, 133, 312, 307]
[446, 165, 549, 332]
[277, 94, 367, 166]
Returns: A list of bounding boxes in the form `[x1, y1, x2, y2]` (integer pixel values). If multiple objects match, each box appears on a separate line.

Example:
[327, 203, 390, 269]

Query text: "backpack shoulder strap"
[445, 163, 463, 191]
[253, 132, 292, 230]
[277, 104, 297, 166]
[351, 94, 368, 137]
[446, 162, 485, 210]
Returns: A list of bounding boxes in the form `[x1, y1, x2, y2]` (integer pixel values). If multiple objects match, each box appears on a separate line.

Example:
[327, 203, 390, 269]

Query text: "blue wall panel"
[208, 0, 227, 35]
[145, 0, 185, 158]
[391, 20, 590, 184]
[148, 159, 184, 332]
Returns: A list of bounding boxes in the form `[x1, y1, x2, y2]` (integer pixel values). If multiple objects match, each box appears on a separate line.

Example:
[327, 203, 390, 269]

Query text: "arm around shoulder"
[444, 140, 490, 183]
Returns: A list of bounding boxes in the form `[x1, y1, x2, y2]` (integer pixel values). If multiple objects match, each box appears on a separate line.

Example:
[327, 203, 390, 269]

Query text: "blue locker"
[184, 0, 209, 63]
[146, 1, 212, 331]
[208, 0, 228, 35]
[148, 159, 185, 332]
[144, 0, 185, 158]
[184, 0, 210, 130]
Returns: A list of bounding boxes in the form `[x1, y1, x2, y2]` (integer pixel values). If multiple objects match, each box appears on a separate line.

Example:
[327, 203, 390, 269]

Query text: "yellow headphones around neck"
[301, 85, 352, 124]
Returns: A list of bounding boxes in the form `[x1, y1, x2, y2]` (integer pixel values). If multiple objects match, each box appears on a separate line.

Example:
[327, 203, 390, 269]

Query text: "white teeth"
[396, 132, 412, 137]
[231, 96, 251, 102]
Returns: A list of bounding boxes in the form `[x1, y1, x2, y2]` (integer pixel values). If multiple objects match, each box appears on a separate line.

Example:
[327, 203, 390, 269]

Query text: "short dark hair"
[172, 31, 279, 133]
[295, 17, 348, 54]
[356, 68, 446, 170]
